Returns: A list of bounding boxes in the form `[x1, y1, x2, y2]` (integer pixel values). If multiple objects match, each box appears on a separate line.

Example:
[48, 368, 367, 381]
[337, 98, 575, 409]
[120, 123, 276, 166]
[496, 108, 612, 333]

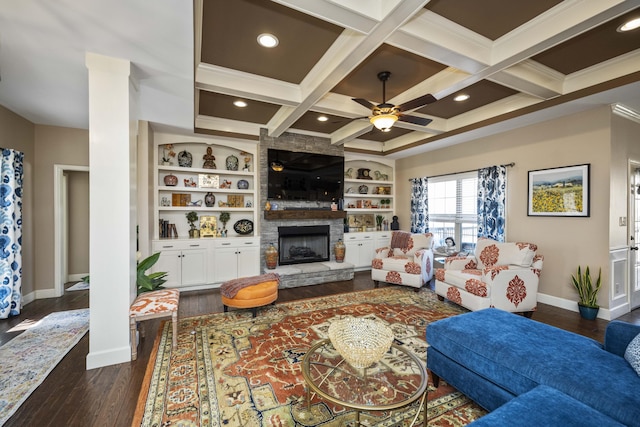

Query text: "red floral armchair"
[371, 231, 434, 289]
[434, 237, 543, 316]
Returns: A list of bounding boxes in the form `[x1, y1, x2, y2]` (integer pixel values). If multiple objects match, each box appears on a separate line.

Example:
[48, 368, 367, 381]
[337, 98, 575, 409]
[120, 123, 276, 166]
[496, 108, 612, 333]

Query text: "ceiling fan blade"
[331, 116, 369, 124]
[397, 94, 437, 112]
[352, 98, 376, 110]
[398, 114, 432, 126]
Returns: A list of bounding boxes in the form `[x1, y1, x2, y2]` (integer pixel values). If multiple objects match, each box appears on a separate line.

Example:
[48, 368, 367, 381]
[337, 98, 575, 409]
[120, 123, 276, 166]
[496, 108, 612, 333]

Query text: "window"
[428, 171, 478, 252]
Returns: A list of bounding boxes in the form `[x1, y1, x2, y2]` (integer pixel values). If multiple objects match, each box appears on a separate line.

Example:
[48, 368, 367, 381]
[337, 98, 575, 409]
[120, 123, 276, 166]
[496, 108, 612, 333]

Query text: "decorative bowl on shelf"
[237, 179, 249, 189]
[163, 174, 178, 186]
[327, 317, 394, 369]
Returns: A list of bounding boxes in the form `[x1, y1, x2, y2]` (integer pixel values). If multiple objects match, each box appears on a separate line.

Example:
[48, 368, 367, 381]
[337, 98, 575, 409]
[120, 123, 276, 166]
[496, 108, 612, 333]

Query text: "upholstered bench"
[221, 273, 279, 317]
[129, 288, 180, 360]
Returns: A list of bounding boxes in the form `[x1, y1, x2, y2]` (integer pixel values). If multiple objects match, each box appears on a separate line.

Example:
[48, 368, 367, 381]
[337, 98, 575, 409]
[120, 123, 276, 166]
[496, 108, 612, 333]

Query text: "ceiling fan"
[352, 71, 436, 132]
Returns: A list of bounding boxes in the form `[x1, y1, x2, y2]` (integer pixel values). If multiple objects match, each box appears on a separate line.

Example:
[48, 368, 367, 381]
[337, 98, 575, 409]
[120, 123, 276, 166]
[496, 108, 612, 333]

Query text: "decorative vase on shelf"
[178, 150, 193, 167]
[265, 243, 278, 269]
[204, 192, 215, 207]
[265, 200, 271, 211]
[164, 173, 178, 186]
[334, 239, 346, 263]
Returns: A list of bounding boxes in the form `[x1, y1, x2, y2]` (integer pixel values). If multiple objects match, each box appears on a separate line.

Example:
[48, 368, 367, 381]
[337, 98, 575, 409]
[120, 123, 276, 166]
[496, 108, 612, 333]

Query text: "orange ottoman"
[221, 274, 279, 317]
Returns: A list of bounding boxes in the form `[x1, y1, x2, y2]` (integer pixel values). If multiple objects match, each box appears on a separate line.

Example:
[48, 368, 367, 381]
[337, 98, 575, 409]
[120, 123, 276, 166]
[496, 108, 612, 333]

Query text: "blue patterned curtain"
[477, 165, 506, 242]
[410, 177, 428, 233]
[0, 149, 24, 319]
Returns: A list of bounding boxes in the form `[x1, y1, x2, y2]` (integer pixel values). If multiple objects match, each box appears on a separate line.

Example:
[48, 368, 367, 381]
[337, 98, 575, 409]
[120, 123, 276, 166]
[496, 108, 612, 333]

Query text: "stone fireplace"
[278, 225, 330, 265]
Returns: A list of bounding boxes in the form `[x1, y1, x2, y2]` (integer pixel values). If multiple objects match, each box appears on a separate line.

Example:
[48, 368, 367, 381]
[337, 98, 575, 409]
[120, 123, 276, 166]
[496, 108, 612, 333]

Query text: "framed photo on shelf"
[527, 164, 590, 217]
[199, 174, 219, 189]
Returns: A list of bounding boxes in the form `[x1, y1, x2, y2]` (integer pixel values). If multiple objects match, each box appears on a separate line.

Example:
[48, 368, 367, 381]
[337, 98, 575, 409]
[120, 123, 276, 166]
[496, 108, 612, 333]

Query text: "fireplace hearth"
[278, 225, 330, 265]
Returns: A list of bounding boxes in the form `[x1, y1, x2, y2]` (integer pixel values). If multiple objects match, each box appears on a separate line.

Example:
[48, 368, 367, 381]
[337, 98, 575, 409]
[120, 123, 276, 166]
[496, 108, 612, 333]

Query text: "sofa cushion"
[438, 269, 489, 297]
[474, 238, 536, 269]
[426, 308, 640, 426]
[468, 385, 625, 427]
[625, 332, 640, 376]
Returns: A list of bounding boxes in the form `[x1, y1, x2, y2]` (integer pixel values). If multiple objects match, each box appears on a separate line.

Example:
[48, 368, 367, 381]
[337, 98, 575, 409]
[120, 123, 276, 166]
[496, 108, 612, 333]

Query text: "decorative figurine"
[202, 146, 216, 169]
[391, 215, 400, 230]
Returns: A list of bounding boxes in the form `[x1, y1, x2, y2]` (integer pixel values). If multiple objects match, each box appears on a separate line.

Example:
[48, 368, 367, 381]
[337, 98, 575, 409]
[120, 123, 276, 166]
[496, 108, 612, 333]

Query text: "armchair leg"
[374, 280, 379, 288]
[522, 311, 534, 318]
[437, 295, 445, 301]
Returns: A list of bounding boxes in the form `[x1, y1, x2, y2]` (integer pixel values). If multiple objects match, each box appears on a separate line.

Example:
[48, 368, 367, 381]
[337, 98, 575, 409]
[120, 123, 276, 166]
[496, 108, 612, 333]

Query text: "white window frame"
[427, 171, 478, 251]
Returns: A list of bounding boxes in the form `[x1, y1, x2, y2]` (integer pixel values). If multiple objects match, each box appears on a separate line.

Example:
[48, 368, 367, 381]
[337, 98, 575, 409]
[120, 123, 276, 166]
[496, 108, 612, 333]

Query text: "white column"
[85, 53, 138, 369]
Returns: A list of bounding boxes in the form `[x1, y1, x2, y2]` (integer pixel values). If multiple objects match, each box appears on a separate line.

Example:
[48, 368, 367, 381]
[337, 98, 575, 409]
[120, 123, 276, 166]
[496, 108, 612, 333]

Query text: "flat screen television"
[267, 149, 344, 202]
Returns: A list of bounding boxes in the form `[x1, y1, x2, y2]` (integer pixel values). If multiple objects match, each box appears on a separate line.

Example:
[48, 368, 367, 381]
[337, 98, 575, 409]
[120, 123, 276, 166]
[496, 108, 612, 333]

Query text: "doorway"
[630, 162, 640, 310]
[54, 165, 90, 296]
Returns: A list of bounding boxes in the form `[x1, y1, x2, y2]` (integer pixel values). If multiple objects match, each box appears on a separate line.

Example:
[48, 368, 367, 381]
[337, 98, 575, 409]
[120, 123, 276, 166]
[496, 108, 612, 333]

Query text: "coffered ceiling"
[194, 0, 640, 156]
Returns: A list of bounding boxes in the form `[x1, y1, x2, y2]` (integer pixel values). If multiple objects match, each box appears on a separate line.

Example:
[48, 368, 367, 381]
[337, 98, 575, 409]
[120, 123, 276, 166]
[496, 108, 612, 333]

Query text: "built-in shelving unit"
[343, 154, 395, 232]
[151, 134, 260, 289]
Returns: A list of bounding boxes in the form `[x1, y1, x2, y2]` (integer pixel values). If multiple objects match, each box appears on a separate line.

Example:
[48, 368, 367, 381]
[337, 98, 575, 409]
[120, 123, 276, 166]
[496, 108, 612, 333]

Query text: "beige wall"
[0, 105, 35, 296]
[396, 107, 614, 307]
[34, 125, 89, 291]
[67, 170, 90, 275]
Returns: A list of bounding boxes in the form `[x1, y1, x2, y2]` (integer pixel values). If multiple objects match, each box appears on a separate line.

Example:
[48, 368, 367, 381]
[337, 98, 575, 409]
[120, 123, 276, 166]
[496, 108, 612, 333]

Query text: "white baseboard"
[22, 291, 36, 306]
[86, 346, 132, 370]
[537, 292, 612, 320]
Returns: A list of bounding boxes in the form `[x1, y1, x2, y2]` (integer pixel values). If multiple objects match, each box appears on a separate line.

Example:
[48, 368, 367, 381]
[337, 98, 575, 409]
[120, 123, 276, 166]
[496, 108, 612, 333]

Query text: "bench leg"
[172, 311, 178, 349]
[130, 317, 138, 361]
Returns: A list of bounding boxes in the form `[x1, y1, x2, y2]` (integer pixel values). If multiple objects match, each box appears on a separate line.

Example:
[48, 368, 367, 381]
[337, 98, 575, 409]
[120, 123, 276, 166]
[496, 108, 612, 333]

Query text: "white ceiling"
[0, 0, 194, 131]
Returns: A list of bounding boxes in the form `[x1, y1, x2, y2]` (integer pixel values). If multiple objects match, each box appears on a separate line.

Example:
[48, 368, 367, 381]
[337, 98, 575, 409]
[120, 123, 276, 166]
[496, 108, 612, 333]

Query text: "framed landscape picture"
[528, 164, 590, 217]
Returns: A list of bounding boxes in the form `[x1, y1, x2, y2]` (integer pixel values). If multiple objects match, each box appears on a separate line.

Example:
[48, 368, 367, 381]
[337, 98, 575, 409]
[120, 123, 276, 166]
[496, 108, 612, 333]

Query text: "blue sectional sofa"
[426, 308, 640, 426]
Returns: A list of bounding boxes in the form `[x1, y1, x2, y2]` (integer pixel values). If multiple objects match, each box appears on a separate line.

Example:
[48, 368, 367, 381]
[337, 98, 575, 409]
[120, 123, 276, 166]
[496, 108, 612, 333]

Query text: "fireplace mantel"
[264, 210, 347, 220]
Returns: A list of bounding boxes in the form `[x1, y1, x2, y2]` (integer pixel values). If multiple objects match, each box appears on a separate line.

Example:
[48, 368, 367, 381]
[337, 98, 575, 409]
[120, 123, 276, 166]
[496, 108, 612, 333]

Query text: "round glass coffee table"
[302, 338, 427, 426]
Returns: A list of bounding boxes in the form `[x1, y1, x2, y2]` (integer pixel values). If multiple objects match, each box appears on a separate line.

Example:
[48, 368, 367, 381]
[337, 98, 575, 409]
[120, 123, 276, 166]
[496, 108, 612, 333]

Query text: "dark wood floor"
[1, 272, 639, 427]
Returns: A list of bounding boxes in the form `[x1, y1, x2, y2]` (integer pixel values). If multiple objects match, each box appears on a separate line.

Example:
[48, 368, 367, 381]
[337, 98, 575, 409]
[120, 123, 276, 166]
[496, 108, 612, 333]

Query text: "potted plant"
[571, 266, 602, 320]
[137, 252, 168, 295]
[186, 211, 199, 238]
[375, 215, 384, 231]
[219, 211, 231, 235]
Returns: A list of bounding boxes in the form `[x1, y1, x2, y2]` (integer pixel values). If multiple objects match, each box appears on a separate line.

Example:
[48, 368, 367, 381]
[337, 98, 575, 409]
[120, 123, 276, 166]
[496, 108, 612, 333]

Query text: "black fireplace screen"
[278, 225, 330, 265]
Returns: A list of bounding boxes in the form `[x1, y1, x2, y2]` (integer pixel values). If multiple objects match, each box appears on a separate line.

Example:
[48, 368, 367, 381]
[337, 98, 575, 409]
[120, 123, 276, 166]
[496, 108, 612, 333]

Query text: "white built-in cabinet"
[151, 134, 260, 289]
[342, 154, 394, 270]
[343, 231, 391, 270]
[213, 238, 260, 283]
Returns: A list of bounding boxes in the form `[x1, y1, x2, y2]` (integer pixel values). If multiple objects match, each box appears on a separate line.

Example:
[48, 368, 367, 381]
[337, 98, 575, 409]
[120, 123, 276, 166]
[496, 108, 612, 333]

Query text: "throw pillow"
[625, 332, 640, 376]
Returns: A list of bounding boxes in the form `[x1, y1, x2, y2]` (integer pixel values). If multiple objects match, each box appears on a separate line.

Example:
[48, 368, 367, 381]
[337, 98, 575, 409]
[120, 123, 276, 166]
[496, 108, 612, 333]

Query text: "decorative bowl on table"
[327, 317, 394, 369]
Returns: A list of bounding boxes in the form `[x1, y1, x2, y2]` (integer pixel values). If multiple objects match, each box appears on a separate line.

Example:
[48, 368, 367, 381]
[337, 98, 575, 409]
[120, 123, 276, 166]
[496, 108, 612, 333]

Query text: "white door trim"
[54, 164, 90, 297]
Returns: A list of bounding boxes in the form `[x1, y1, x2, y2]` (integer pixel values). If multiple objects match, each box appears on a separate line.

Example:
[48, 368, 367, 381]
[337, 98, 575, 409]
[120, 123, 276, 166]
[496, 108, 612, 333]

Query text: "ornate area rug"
[0, 308, 90, 425]
[133, 288, 486, 426]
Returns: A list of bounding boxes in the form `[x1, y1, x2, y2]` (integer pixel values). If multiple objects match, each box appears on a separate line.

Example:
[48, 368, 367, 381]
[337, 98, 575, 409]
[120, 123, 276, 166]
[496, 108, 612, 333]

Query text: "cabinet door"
[214, 243, 239, 283]
[359, 238, 376, 268]
[343, 237, 361, 267]
[237, 244, 260, 278]
[154, 249, 182, 288]
[180, 249, 208, 286]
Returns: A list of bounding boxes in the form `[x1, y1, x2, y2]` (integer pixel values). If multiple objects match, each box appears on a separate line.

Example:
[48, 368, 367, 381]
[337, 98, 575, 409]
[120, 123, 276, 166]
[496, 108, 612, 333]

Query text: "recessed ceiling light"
[233, 100, 247, 108]
[257, 33, 279, 48]
[618, 17, 640, 32]
[454, 94, 470, 102]
[317, 115, 328, 122]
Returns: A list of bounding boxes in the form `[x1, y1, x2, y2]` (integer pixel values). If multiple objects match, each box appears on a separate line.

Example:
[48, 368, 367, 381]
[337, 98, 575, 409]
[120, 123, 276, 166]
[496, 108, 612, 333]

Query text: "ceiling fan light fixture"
[270, 160, 284, 172]
[370, 114, 398, 131]
[618, 17, 640, 32]
[257, 33, 279, 48]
